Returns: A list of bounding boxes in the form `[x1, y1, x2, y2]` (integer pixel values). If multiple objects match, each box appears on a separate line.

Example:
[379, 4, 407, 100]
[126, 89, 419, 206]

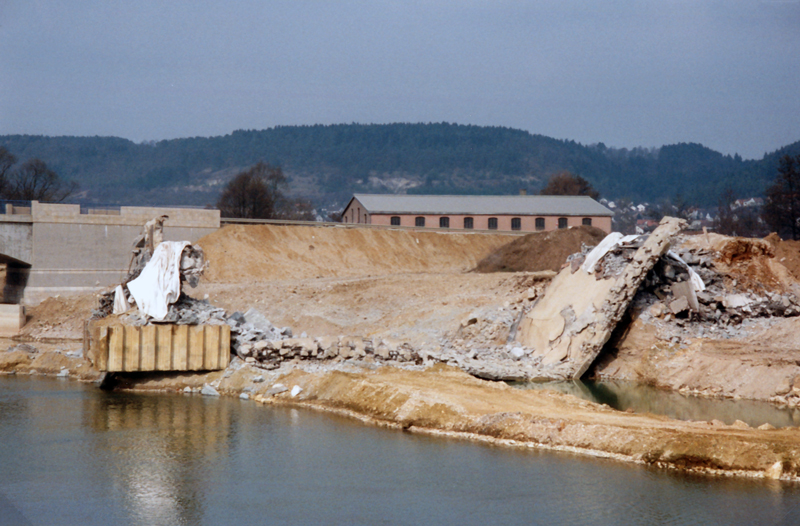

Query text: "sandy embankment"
[33, 357, 796, 482]
[5, 223, 800, 480]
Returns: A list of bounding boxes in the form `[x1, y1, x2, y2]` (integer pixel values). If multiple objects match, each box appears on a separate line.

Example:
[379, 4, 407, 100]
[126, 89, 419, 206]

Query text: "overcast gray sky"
[2, 0, 799, 159]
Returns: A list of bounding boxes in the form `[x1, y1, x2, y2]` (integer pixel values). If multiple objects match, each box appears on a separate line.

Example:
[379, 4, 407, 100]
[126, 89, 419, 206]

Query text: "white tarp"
[581, 233, 640, 274]
[112, 285, 131, 314]
[665, 250, 706, 292]
[127, 241, 190, 320]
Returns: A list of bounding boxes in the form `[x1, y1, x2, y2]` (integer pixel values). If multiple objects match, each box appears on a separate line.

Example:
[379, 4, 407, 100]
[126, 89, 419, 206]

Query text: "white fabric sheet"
[581, 233, 639, 273]
[127, 241, 190, 320]
[112, 285, 131, 314]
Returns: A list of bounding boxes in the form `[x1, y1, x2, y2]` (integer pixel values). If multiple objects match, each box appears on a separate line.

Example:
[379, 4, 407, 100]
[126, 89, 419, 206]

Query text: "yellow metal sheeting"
[88, 323, 230, 372]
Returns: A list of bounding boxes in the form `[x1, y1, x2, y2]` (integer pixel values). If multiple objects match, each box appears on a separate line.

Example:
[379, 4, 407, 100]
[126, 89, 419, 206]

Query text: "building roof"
[349, 194, 614, 217]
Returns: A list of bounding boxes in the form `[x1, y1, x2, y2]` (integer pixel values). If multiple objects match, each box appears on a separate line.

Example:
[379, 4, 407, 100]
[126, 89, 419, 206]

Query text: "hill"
[2, 123, 798, 211]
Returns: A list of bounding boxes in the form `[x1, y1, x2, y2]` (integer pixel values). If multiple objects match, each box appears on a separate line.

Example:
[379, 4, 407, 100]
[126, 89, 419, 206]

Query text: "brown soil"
[679, 234, 799, 294]
[20, 294, 97, 340]
[473, 225, 607, 273]
[198, 224, 517, 282]
[765, 232, 800, 281]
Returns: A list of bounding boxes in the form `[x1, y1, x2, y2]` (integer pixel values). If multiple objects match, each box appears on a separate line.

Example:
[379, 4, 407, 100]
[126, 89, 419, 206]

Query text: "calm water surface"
[512, 380, 800, 428]
[1, 376, 800, 526]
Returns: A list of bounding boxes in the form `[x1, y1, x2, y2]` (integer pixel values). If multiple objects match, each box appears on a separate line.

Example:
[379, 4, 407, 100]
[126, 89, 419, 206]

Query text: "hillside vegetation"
[2, 123, 798, 209]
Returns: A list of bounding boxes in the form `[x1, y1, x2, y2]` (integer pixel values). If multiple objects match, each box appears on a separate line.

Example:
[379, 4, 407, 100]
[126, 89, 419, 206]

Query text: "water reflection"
[85, 392, 241, 525]
[2, 376, 800, 525]
[512, 380, 800, 428]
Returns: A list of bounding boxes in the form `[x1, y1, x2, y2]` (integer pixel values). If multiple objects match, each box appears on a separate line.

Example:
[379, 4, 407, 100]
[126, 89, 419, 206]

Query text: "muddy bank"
[0, 345, 103, 382]
[593, 316, 800, 405]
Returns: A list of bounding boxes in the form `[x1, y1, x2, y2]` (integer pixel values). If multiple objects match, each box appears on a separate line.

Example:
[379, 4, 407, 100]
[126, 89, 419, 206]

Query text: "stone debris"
[232, 329, 424, 370]
[201, 384, 220, 397]
[267, 383, 288, 396]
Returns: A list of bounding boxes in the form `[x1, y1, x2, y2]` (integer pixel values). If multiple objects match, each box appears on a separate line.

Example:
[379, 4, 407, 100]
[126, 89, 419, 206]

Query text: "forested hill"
[1, 123, 797, 210]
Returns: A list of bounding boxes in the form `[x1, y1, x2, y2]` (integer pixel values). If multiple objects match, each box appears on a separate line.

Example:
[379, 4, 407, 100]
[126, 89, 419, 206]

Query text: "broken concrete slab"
[516, 216, 687, 379]
[670, 281, 699, 312]
[669, 295, 690, 315]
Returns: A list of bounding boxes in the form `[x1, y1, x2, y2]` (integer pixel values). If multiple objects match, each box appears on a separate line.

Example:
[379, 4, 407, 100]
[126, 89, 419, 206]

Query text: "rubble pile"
[120, 294, 228, 326]
[630, 240, 800, 330]
[234, 332, 423, 370]
[426, 224, 800, 381]
[227, 308, 292, 353]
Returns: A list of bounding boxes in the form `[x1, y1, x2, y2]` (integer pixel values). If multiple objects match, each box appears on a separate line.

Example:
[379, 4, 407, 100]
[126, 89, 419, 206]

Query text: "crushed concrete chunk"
[669, 296, 690, 315]
[201, 384, 220, 397]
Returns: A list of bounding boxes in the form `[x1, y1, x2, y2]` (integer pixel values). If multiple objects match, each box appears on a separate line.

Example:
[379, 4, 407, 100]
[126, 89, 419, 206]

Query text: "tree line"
[3, 124, 798, 208]
[0, 147, 76, 202]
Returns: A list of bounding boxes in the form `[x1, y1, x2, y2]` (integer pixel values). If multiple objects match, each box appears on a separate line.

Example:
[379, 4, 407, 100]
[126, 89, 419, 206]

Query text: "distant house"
[342, 194, 613, 233]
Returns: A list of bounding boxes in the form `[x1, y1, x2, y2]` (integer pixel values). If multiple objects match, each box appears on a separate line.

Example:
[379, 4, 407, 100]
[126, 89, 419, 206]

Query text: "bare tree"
[763, 154, 800, 240]
[0, 147, 16, 197]
[539, 171, 600, 199]
[715, 187, 737, 235]
[216, 162, 288, 219]
[6, 158, 77, 202]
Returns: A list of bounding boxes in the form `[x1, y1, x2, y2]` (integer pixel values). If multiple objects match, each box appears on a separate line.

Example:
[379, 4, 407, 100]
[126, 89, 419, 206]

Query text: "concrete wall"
[0, 202, 221, 305]
[0, 304, 25, 336]
[0, 217, 33, 264]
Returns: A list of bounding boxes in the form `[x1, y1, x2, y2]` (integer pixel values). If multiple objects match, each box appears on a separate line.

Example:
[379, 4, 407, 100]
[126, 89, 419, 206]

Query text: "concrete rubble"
[515, 216, 687, 378]
[93, 216, 208, 321]
[88, 215, 799, 384]
[422, 218, 800, 381]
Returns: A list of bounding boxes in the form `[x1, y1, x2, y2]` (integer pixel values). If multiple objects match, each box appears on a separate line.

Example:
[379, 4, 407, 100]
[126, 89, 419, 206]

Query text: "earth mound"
[765, 233, 800, 281]
[472, 226, 608, 273]
[197, 224, 517, 282]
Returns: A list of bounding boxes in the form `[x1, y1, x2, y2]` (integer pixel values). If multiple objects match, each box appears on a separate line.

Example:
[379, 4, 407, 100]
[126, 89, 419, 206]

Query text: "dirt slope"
[198, 224, 517, 282]
[473, 225, 607, 273]
[765, 233, 800, 281]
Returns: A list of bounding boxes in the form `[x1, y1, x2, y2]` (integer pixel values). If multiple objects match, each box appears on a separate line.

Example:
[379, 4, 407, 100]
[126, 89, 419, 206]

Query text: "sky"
[1, 0, 799, 159]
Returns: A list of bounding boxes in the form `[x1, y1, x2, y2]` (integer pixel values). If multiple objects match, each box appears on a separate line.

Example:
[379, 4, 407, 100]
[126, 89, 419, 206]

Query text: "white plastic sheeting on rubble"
[112, 285, 131, 314]
[665, 250, 706, 292]
[581, 233, 640, 274]
[127, 241, 191, 320]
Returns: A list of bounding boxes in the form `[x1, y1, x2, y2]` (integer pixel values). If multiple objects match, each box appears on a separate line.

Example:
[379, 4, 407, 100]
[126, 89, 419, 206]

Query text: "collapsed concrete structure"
[517, 217, 686, 378]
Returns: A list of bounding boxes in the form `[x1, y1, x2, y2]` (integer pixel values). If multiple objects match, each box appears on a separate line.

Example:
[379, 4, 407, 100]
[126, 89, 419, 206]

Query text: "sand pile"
[198, 224, 517, 282]
[20, 294, 97, 340]
[472, 225, 607, 273]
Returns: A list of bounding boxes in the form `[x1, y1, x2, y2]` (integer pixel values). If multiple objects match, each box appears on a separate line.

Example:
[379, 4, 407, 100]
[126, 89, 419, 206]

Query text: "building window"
[511, 217, 521, 231]
[439, 217, 450, 228]
[415, 216, 425, 227]
[558, 217, 568, 229]
[391, 216, 401, 226]
[488, 217, 498, 230]
[535, 217, 545, 230]
[364, 213, 367, 223]
[464, 217, 474, 229]
[582, 217, 592, 226]
[357, 207, 361, 223]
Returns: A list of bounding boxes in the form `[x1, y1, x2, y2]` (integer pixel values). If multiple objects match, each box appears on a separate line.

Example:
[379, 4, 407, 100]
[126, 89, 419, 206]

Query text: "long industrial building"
[342, 194, 613, 233]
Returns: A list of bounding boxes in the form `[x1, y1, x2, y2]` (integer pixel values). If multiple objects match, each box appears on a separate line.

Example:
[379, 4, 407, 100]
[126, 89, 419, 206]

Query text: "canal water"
[1, 376, 800, 526]
[511, 380, 800, 429]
